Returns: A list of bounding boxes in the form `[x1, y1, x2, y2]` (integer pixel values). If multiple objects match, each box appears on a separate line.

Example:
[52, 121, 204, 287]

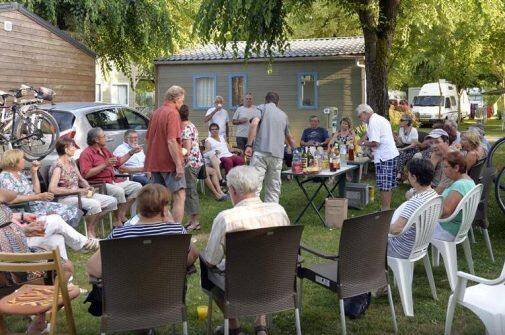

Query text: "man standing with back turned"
[245, 92, 296, 203]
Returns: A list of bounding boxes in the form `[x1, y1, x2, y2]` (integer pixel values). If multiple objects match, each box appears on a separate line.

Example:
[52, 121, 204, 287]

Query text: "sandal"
[185, 222, 201, 232]
[254, 325, 268, 335]
[213, 325, 243, 335]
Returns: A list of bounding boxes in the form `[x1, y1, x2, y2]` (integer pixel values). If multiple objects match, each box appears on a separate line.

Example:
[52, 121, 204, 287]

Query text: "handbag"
[197, 165, 207, 180]
[344, 292, 371, 319]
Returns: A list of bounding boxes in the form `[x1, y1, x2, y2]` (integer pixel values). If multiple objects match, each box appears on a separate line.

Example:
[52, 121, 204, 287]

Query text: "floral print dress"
[181, 122, 204, 170]
[0, 171, 81, 226]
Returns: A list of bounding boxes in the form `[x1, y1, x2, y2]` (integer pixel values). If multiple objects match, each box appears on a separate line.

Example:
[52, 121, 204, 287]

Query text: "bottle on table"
[348, 142, 355, 161]
[339, 141, 347, 167]
[302, 147, 308, 172]
[329, 145, 340, 172]
[291, 148, 303, 174]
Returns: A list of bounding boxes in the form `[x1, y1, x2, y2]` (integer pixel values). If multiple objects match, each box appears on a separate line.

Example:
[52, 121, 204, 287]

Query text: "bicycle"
[486, 136, 505, 215]
[0, 84, 59, 161]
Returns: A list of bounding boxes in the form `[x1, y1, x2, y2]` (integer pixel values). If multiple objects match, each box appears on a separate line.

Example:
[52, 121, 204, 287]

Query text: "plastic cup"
[197, 305, 208, 321]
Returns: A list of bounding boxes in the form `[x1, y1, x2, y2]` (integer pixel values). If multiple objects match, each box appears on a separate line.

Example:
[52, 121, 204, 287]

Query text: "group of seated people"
[388, 152, 476, 258]
[395, 116, 488, 184]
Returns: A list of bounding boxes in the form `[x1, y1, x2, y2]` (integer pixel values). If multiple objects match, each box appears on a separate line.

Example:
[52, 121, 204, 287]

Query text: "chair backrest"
[0, 249, 61, 275]
[224, 225, 304, 319]
[407, 196, 444, 261]
[468, 158, 486, 184]
[453, 184, 483, 244]
[38, 164, 52, 193]
[0, 248, 76, 332]
[473, 167, 495, 228]
[337, 210, 394, 299]
[100, 234, 191, 333]
[418, 131, 428, 143]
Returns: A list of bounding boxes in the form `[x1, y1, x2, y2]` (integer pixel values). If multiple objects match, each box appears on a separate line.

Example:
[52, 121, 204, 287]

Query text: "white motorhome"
[412, 80, 468, 124]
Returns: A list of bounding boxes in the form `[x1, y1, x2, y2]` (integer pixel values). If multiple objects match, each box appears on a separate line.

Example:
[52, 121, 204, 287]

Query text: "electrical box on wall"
[4, 20, 13, 31]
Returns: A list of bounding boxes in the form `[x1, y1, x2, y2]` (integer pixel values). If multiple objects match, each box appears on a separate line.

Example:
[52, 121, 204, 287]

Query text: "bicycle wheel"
[13, 108, 59, 161]
[496, 166, 505, 215]
[487, 136, 505, 214]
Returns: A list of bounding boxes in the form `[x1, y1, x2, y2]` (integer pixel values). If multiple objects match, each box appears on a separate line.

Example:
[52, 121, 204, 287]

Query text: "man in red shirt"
[145, 85, 186, 223]
[79, 127, 143, 227]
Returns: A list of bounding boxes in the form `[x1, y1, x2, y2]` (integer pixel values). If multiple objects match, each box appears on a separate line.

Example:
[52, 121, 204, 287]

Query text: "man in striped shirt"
[86, 184, 198, 278]
[202, 165, 290, 335]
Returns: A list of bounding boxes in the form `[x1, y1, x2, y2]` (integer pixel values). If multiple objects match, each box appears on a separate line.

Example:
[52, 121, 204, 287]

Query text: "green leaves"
[17, 0, 197, 77]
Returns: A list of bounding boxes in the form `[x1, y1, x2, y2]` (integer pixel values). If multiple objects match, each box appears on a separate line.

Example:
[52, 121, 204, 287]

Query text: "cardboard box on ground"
[325, 198, 348, 228]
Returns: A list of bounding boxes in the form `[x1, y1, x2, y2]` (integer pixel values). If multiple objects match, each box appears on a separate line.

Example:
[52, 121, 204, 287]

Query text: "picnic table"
[282, 165, 359, 225]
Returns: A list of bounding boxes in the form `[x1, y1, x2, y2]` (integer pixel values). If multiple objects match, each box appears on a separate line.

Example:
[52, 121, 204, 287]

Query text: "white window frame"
[111, 83, 130, 106]
[95, 83, 102, 102]
[192, 74, 217, 110]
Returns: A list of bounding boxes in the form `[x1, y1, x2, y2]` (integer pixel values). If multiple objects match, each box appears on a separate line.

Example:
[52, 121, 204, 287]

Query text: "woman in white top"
[395, 114, 420, 181]
[204, 123, 245, 173]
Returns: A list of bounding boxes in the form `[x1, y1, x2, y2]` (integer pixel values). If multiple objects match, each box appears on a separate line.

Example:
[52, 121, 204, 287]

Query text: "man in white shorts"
[79, 128, 142, 227]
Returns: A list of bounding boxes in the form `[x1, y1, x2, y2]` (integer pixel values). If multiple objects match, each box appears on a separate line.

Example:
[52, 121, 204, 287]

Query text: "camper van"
[412, 80, 469, 124]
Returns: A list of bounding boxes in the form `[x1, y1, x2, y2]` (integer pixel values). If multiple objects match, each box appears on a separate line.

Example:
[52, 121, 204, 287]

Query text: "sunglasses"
[400, 119, 408, 121]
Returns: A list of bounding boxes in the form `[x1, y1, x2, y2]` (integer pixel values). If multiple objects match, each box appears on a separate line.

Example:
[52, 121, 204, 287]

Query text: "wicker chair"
[468, 158, 486, 185]
[200, 225, 304, 335]
[471, 167, 495, 261]
[298, 210, 398, 335]
[99, 234, 191, 334]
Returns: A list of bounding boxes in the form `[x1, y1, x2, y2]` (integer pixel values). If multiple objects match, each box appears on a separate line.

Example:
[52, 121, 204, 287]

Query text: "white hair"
[164, 85, 185, 102]
[356, 104, 374, 116]
[226, 166, 260, 195]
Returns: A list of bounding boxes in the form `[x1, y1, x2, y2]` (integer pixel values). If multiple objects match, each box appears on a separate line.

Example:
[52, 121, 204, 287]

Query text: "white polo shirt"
[366, 113, 399, 163]
[206, 107, 229, 138]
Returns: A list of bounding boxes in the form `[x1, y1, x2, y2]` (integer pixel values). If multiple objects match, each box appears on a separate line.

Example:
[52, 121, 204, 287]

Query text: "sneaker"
[82, 238, 100, 252]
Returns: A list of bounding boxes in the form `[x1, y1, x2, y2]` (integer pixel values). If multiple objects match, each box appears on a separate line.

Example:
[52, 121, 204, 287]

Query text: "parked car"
[38, 102, 149, 166]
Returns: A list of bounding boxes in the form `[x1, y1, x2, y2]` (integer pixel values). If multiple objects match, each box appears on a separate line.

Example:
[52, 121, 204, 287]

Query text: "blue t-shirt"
[301, 127, 329, 144]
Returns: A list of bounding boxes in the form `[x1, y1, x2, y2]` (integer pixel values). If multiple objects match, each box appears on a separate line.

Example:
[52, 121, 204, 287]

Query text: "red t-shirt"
[145, 102, 182, 173]
[79, 146, 123, 183]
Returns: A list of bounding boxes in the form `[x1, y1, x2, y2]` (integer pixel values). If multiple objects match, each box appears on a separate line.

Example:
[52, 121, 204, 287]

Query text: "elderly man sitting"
[202, 165, 290, 335]
[113, 129, 150, 185]
[79, 127, 142, 227]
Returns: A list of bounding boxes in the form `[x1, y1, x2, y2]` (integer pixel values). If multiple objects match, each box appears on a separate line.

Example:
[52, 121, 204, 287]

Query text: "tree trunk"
[356, 0, 400, 117]
[363, 32, 391, 116]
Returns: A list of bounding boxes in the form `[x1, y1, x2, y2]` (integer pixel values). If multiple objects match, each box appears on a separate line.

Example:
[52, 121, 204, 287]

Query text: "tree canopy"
[18, 0, 198, 75]
[196, 0, 402, 116]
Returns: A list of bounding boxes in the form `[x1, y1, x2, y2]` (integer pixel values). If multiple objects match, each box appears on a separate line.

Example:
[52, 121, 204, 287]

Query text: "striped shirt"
[388, 189, 438, 259]
[204, 197, 290, 269]
[108, 222, 187, 240]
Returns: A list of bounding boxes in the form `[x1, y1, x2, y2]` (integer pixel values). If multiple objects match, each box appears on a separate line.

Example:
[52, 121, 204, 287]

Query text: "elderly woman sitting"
[49, 138, 118, 238]
[0, 149, 82, 227]
[395, 114, 420, 181]
[460, 130, 486, 172]
[0, 188, 98, 260]
[205, 123, 245, 173]
[388, 159, 438, 258]
[433, 152, 476, 241]
[86, 184, 198, 278]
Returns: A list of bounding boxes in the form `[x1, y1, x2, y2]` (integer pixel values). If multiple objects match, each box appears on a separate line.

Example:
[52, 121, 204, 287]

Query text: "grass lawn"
[4, 123, 505, 334]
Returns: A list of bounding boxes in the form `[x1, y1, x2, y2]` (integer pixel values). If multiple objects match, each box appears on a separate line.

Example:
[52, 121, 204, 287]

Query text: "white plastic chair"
[444, 262, 505, 335]
[387, 195, 443, 316]
[431, 184, 483, 291]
